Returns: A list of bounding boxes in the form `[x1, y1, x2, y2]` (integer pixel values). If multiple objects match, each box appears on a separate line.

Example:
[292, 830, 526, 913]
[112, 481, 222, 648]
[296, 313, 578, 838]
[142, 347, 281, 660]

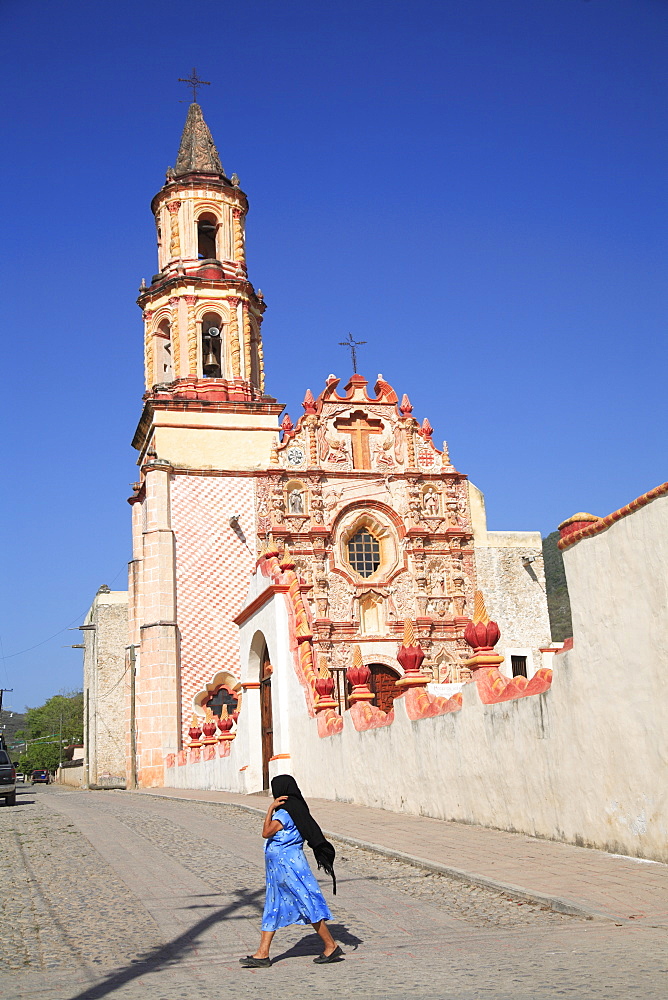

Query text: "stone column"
[135, 459, 181, 786]
[167, 201, 181, 258]
[228, 296, 241, 378]
[256, 314, 265, 392]
[168, 296, 181, 377]
[233, 207, 245, 269]
[185, 295, 198, 375]
[143, 310, 153, 390]
[126, 492, 143, 788]
[243, 302, 252, 382]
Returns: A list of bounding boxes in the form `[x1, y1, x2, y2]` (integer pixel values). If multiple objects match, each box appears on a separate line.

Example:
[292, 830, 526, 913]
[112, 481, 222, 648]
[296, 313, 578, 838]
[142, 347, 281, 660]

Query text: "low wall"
[56, 764, 83, 788]
[166, 490, 668, 862]
[168, 641, 666, 862]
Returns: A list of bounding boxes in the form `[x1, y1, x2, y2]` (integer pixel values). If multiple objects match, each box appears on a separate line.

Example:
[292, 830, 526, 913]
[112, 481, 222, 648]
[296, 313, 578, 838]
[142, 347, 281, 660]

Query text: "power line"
[0, 561, 129, 661]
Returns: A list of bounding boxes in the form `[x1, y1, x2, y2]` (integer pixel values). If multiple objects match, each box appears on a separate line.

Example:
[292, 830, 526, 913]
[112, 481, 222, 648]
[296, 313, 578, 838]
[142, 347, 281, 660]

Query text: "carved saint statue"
[271, 493, 285, 524]
[288, 488, 304, 515]
[423, 488, 439, 515]
[372, 435, 394, 469]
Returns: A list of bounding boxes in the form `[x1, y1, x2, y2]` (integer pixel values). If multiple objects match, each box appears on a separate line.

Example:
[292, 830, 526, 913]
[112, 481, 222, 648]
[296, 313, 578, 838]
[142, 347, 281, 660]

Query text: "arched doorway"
[260, 645, 274, 790]
[368, 663, 400, 714]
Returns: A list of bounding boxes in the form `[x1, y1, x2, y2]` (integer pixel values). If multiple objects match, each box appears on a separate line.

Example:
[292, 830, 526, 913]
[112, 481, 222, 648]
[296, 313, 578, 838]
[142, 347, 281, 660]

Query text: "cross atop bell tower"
[178, 67, 210, 104]
[135, 87, 271, 403]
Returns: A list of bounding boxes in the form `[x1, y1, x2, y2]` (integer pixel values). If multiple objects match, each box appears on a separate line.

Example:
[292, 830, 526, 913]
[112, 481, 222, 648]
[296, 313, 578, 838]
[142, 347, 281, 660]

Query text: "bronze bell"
[203, 326, 221, 376]
[203, 345, 218, 375]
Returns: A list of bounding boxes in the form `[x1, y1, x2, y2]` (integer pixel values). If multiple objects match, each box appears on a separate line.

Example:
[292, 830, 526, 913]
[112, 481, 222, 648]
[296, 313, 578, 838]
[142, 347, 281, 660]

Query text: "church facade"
[127, 101, 551, 790]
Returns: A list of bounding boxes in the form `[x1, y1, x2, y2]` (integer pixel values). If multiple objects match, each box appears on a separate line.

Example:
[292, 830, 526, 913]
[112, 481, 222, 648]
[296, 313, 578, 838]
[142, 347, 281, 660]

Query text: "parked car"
[0, 750, 17, 805]
[15, 771, 25, 782]
[31, 769, 50, 784]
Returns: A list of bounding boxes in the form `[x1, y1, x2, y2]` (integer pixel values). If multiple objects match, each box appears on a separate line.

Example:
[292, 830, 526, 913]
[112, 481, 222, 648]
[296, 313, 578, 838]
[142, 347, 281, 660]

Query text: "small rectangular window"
[511, 655, 528, 678]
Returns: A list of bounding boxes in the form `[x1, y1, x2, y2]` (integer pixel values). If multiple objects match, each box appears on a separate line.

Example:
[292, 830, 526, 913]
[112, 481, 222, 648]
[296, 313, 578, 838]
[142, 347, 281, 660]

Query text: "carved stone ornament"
[285, 446, 305, 467]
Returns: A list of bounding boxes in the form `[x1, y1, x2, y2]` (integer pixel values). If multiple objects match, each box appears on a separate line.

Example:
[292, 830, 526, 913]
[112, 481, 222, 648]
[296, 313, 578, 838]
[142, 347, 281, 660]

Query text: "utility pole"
[0, 690, 13, 751]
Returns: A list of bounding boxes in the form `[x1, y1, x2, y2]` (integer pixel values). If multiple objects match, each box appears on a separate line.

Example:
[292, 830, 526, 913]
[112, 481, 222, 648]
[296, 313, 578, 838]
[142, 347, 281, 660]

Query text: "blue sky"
[1, 0, 666, 712]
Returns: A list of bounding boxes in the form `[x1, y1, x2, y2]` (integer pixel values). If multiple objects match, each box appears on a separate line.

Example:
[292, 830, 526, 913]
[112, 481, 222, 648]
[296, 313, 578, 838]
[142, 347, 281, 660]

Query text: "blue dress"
[261, 808, 333, 932]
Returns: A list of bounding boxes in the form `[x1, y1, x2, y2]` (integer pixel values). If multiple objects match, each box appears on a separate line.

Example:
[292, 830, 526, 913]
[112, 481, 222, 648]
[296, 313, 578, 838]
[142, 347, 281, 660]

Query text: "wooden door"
[260, 648, 274, 790]
[369, 663, 400, 714]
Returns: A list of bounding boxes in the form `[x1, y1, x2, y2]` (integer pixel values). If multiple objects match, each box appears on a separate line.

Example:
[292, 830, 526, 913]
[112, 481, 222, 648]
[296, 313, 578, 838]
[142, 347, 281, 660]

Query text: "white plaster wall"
[165, 495, 668, 860]
[169, 579, 297, 793]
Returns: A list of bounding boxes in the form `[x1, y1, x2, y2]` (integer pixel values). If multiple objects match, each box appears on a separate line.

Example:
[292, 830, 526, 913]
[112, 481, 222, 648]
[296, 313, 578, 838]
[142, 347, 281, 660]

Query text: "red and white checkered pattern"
[170, 475, 256, 742]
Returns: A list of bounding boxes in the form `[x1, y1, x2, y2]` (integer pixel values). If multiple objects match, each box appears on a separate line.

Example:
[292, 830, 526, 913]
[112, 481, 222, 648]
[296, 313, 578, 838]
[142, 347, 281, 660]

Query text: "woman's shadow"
[271, 923, 362, 964]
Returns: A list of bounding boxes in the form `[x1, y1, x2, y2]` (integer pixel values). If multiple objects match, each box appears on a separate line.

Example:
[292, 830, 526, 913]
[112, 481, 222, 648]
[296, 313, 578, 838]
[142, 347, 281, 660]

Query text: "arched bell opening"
[197, 212, 218, 260]
[155, 319, 173, 382]
[201, 311, 223, 378]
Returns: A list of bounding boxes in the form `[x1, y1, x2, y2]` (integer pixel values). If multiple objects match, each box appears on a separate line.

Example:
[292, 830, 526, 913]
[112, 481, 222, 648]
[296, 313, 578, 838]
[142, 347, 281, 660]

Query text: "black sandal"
[239, 955, 272, 968]
[313, 945, 344, 964]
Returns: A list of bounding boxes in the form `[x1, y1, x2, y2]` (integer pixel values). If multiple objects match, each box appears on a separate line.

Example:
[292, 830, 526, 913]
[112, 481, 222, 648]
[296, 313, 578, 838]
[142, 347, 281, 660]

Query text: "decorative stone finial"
[399, 393, 413, 415]
[302, 389, 317, 413]
[347, 646, 374, 702]
[396, 620, 428, 688]
[314, 655, 337, 711]
[280, 543, 295, 571]
[402, 618, 416, 647]
[217, 702, 235, 739]
[463, 589, 503, 672]
[472, 590, 490, 625]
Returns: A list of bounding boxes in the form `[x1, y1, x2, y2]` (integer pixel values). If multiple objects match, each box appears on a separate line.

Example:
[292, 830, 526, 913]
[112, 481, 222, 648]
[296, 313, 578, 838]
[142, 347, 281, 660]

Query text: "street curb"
[130, 790, 613, 923]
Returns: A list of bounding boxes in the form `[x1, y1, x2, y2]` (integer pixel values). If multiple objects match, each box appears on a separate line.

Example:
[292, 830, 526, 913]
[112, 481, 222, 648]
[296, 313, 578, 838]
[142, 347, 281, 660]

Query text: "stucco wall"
[83, 590, 128, 786]
[167, 491, 667, 861]
[468, 481, 552, 672]
[474, 536, 551, 676]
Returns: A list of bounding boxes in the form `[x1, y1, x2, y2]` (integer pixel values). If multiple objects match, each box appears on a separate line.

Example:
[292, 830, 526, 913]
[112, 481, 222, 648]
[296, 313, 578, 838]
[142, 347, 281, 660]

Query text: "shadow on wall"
[542, 532, 573, 641]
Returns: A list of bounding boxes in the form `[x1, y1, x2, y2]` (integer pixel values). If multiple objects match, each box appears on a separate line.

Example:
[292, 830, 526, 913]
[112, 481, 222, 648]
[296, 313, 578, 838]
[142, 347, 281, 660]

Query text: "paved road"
[0, 786, 665, 1000]
[144, 786, 668, 925]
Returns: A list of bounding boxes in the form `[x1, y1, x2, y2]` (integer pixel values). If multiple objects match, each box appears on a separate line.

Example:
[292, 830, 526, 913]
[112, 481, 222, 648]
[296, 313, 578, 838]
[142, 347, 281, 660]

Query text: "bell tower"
[137, 100, 267, 395]
[128, 95, 283, 787]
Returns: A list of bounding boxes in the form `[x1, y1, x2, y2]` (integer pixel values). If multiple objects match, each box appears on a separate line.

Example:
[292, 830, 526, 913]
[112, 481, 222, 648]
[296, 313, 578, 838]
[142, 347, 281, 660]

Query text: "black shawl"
[271, 774, 337, 894]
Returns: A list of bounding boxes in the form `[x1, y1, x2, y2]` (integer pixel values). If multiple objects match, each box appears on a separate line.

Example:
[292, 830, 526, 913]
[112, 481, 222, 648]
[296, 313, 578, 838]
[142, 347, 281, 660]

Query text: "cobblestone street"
[1, 786, 665, 1000]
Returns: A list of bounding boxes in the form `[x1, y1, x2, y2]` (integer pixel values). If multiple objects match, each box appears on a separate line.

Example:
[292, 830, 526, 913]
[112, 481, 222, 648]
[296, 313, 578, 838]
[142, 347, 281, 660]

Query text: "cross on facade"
[339, 332, 367, 373]
[178, 68, 211, 104]
[335, 410, 383, 469]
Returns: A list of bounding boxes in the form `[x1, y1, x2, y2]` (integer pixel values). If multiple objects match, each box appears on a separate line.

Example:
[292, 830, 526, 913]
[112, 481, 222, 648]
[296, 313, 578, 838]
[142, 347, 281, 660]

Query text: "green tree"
[18, 742, 61, 773]
[14, 691, 83, 746]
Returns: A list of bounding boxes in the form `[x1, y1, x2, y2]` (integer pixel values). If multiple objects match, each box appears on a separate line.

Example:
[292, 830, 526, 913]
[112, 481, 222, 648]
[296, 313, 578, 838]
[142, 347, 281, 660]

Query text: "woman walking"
[240, 774, 343, 968]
